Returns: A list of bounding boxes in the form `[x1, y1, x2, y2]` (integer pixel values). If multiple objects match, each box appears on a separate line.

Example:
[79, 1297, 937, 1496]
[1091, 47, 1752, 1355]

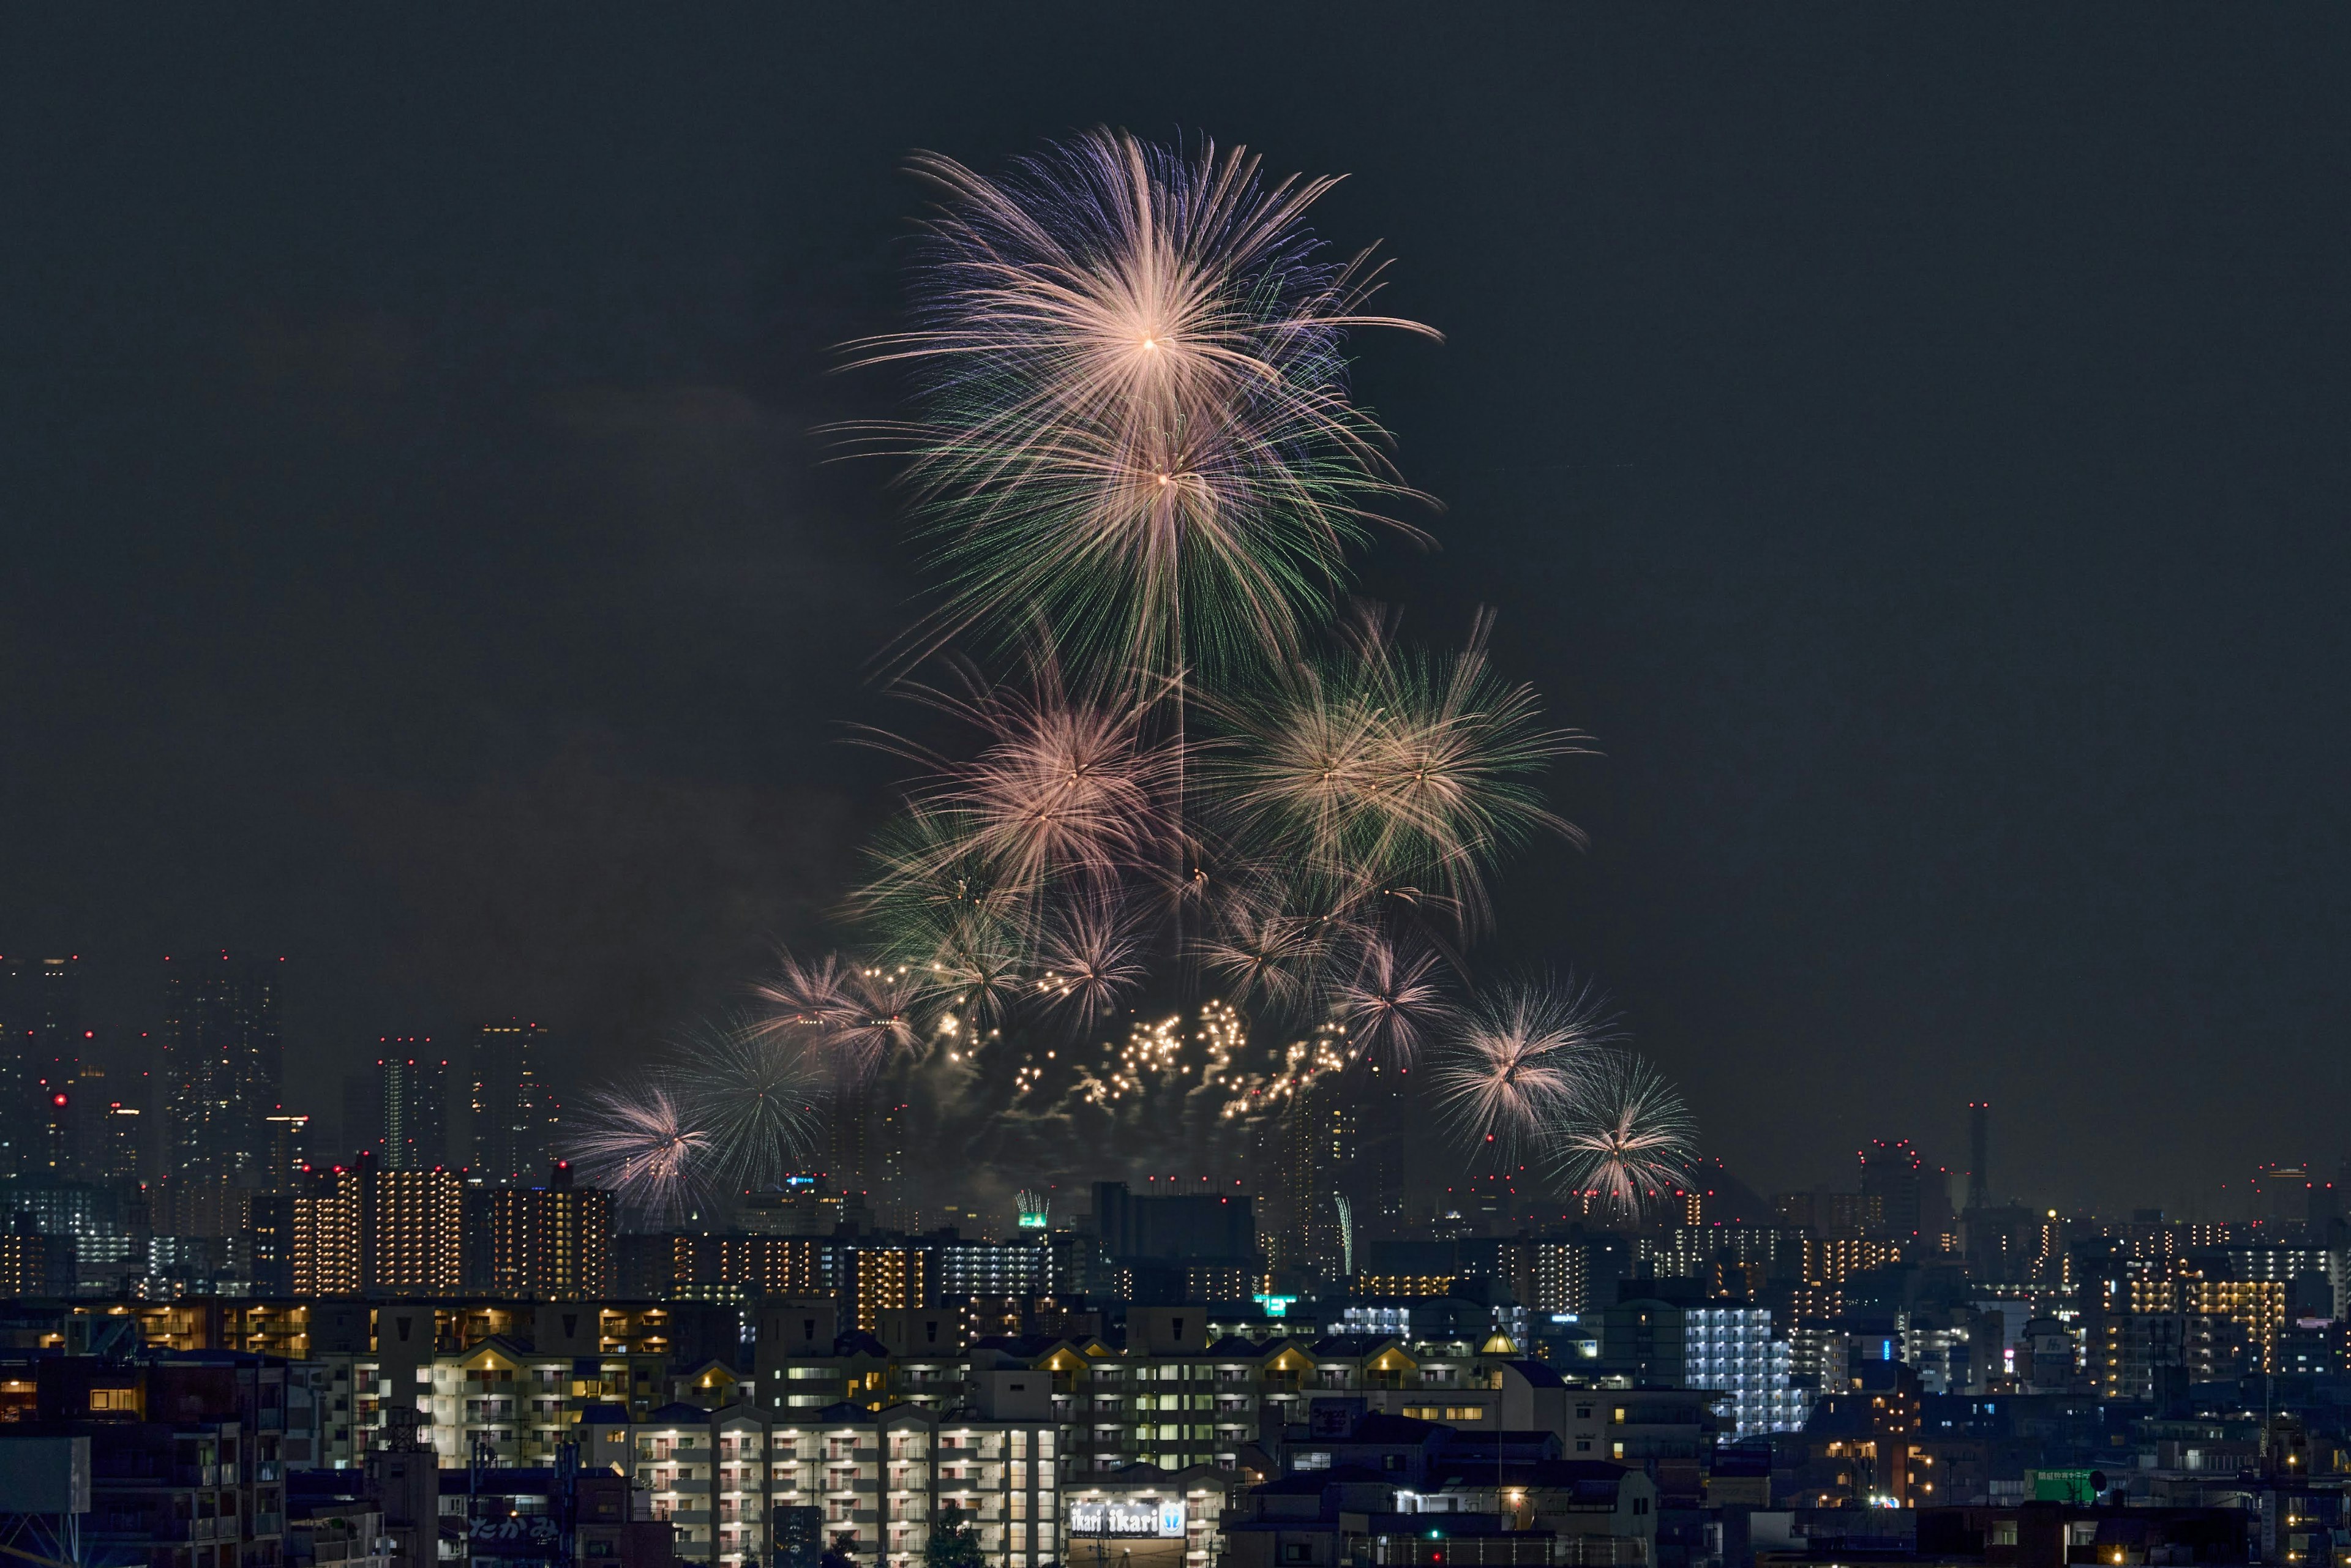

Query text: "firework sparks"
[566, 1084, 711, 1226]
[1556, 1050, 1698, 1219]
[876, 657, 1181, 898]
[753, 952, 926, 1078]
[1035, 886, 1151, 1029]
[1432, 978, 1613, 1163]
[1329, 936, 1455, 1068]
[847, 129, 1439, 680]
[668, 1016, 823, 1196]
[1215, 606, 1586, 931]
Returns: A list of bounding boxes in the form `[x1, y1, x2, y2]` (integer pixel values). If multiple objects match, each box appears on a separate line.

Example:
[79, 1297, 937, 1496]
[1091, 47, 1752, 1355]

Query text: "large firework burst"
[566, 1084, 711, 1226]
[753, 952, 926, 1078]
[1213, 607, 1586, 932]
[862, 655, 1183, 901]
[1431, 978, 1614, 1165]
[1555, 1050, 1698, 1220]
[668, 1016, 824, 1198]
[847, 129, 1438, 681]
[689, 134, 1691, 1237]
[1327, 936, 1455, 1069]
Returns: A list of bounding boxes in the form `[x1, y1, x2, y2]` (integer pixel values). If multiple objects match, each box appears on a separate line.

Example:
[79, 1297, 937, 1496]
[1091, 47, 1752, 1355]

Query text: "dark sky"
[4, 7, 2347, 1213]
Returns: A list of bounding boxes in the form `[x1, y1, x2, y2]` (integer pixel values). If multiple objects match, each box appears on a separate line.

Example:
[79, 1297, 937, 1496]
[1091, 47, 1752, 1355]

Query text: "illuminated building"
[160, 951, 283, 1186]
[1804, 1237, 1903, 1286]
[369, 1169, 463, 1292]
[469, 1019, 557, 1183]
[1598, 1298, 1807, 1438]
[293, 1168, 363, 1295]
[485, 1164, 615, 1298]
[935, 1238, 1052, 1299]
[586, 1390, 1061, 1568]
[376, 1047, 446, 1171]
[853, 1245, 932, 1334]
[621, 1233, 850, 1302]
[288, 1163, 464, 1295]
[1352, 1274, 1456, 1297]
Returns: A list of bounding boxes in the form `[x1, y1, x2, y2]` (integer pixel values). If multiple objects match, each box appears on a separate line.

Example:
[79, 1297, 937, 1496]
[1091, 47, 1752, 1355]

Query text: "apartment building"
[580, 1377, 1060, 1568]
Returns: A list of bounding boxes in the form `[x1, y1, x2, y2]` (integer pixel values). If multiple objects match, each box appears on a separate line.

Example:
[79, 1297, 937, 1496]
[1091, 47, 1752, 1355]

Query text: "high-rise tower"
[159, 953, 284, 1186]
[377, 1046, 447, 1171]
[1967, 1101, 1990, 1210]
[0, 956, 86, 1179]
[470, 1021, 555, 1183]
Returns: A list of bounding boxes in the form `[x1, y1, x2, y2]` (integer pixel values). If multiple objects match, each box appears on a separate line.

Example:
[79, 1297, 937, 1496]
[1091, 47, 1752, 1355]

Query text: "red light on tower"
[51, 1093, 68, 1108]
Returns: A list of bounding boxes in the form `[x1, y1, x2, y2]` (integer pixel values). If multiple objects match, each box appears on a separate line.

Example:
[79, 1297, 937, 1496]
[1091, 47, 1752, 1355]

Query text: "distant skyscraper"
[0, 956, 86, 1179]
[341, 1070, 379, 1163]
[1861, 1137, 1926, 1240]
[377, 1048, 446, 1171]
[1967, 1101, 1991, 1210]
[27, 955, 85, 1086]
[1359, 1063, 1408, 1242]
[825, 1075, 872, 1199]
[468, 1021, 555, 1182]
[97, 1098, 144, 1191]
[1275, 1074, 1356, 1283]
[160, 953, 284, 1187]
[264, 1112, 312, 1191]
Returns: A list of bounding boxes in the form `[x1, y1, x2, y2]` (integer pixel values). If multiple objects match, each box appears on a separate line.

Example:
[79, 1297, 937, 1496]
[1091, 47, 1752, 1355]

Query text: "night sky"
[4, 8, 2346, 1212]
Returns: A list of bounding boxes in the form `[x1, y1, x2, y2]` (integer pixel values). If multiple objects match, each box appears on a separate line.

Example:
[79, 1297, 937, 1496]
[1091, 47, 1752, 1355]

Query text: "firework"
[1194, 879, 1344, 1013]
[1327, 936, 1455, 1068]
[753, 951, 926, 1077]
[566, 1082, 711, 1226]
[847, 129, 1439, 680]
[871, 656, 1181, 898]
[1034, 885, 1152, 1029]
[1555, 1050, 1698, 1219]
[1214, 607, 1586, 931]
[1431, 978, 1613, 1163]
[668, 1016, 823, 1196]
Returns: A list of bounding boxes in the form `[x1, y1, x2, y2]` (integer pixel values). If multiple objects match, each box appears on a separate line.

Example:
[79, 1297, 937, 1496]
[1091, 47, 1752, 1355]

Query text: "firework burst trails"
[1432, 977, 1615, 1169]
[667, 1014, 826, 1199]
[1211, 604, 1589, 939]
[844, 129, 1441, 685]
[1554, 1049, 1698, 1221]
[1327, 934, 1456, 1070]
[857, 652, 1183, 902]
[567, 1082, 713, 1228]
[752, 951, 928, 1078]
[1033, 883, 1153, 1031]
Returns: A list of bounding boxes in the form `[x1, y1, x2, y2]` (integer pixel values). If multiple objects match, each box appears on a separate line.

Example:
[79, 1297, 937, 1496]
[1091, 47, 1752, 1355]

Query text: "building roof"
[577, 1402, 631, 1425]
[1504, 1358, 1568, 1388]
[967, 1334, 1068, 1359]
[809, 1400, 882, 1422]
[643, 1402, 714, 1424]
[1336, 1411, 1449, 1444]
[1430, 1458, 1629, 1500]
[1251, 1465, 1393, 1496]
[1307, 1335, 1400, 1357]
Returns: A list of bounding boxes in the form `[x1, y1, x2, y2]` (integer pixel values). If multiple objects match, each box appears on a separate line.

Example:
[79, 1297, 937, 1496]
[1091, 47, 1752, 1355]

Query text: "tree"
[924, 1511, 986, 1568]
